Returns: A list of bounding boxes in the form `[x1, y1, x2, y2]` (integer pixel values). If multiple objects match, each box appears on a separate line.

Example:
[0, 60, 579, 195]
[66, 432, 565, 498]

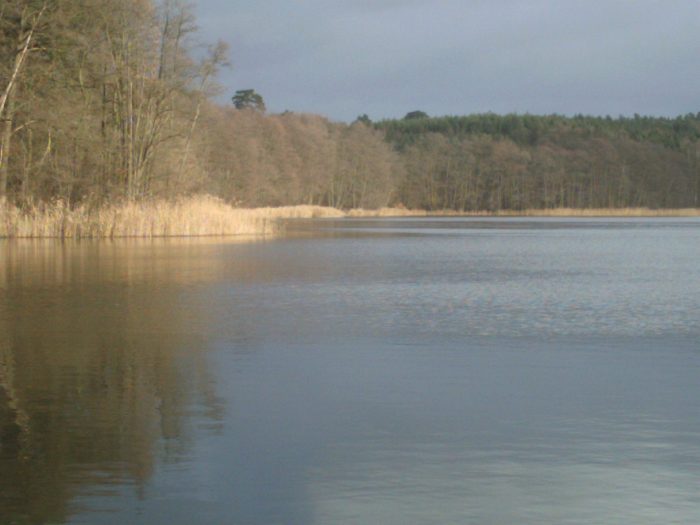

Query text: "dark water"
[1, 218, 699, 524]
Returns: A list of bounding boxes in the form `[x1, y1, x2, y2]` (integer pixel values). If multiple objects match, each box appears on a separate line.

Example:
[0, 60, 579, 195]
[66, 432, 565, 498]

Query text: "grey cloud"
[194, 0, 700, 121]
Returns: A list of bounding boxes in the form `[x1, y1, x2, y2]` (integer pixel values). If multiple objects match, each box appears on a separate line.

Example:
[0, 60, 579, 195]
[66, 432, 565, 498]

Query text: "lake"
[1, 217, 700, 524]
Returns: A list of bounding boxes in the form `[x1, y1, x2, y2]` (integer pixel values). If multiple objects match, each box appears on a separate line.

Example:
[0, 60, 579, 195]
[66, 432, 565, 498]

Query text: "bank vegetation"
[1, 0, 699, 238]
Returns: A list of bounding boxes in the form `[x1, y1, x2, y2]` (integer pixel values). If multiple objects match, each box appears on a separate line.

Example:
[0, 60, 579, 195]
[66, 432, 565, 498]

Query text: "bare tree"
[0, 1, 47, 198]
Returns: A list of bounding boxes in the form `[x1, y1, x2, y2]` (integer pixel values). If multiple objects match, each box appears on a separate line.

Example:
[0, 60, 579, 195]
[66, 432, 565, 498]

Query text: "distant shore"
[346, 207, 700, 218]
[1, 196, 698, 238]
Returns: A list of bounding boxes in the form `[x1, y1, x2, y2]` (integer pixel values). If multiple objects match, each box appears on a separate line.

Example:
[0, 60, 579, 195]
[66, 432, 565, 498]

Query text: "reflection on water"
[0, 240, 229, 524]
[1, 219, 700, 524]
[0, 237, 262, 288]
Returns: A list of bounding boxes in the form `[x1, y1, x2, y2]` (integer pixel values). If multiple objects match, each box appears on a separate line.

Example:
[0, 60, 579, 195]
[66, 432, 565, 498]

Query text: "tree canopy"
[232, 89, 266, 112]
[404, 110, 429, 120]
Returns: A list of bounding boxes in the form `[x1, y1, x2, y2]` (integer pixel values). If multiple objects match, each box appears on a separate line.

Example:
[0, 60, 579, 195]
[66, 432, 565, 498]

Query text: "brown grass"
[346, 207, 429, 217]
[493, 207, 700, 217]
[2, 197, 698, 238]
[0, 195, 280, 238]
[347, 207, 700, 217]
[246, 205, 345, 219]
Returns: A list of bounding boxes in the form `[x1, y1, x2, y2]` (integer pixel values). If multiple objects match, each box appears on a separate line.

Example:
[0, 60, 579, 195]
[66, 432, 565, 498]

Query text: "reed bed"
[0, 196, 278, 238]
[2, 197, 698, 238]
[346, 207, 700, 217]
[346, 207, 429, 217]
[247, 205, 345, 219]
[489, 207, 700, 217]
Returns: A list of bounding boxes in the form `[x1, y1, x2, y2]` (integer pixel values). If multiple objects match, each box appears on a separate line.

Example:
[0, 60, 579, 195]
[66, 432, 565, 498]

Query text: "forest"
[2, 0, 699, 216]
[377, 113, 700, 210]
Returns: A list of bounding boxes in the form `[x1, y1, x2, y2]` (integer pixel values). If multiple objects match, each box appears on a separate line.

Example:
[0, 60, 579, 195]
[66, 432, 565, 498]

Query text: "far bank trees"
[1, 0, 698, 212]
[379, 113, 700, 210]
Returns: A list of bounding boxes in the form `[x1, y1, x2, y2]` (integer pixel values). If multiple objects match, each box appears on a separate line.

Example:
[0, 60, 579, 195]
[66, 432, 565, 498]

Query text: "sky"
[193, 0, 700, 122]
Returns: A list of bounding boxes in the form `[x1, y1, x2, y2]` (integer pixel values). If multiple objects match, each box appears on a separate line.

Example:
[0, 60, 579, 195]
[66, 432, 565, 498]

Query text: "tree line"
[376, 112, 700, 210]
[2, 0, 699, 211]
[1, 0, 229, 203]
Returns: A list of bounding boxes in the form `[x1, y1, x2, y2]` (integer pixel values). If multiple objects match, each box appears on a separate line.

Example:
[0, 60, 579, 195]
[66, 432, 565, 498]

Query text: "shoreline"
[2, 197, 699, 238]
[348, 207, 700, 218]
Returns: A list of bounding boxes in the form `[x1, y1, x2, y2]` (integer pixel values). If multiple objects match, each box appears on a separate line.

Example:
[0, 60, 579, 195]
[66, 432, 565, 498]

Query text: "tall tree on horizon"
[232, 89, 266, 112]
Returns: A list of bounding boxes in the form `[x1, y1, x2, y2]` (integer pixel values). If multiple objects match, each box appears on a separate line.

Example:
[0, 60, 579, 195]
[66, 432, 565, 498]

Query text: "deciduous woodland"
[1, 1, 699, 236]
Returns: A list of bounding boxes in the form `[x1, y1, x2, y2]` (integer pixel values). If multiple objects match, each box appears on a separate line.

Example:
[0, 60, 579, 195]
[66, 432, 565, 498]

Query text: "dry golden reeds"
[0, 196, 278, 238]
[246, 205, 345, 219]
[346, 207, 700, 217]
[489, 207, 700, 217]
[2, 197, 698, 238]
[345, 207, 428, 217]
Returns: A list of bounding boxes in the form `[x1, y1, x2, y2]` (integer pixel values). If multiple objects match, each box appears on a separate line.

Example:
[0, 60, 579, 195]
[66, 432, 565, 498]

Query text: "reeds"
[346, 207, 429, 217]
[244, 205, 345, 219]
[2, 197, 698, 238]
[494, 207, 700, 217]
[0, 196, 278, 238]
[346, 207, 700, 217]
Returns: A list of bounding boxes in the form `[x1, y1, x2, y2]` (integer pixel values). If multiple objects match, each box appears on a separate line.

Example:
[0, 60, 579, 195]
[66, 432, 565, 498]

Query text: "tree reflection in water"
[0, 240, 227, 524]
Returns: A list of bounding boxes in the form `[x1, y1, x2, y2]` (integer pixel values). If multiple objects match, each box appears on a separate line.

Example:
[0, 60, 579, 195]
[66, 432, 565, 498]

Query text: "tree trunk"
[0, 87, 15, 198]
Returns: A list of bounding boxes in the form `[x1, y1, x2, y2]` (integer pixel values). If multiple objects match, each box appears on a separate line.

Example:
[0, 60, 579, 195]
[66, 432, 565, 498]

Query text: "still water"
[1, 218, 699, 524]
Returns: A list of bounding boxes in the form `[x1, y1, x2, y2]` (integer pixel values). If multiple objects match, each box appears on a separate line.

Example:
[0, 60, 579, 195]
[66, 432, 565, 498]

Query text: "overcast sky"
[193, 0, 700, 122]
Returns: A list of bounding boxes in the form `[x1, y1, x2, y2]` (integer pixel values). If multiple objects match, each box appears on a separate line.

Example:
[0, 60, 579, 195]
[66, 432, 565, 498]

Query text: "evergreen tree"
[232, 89, 266, 112]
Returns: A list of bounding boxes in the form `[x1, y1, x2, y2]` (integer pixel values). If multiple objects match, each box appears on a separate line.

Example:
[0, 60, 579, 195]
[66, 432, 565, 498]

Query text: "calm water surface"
[1, 218, 699, 524]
